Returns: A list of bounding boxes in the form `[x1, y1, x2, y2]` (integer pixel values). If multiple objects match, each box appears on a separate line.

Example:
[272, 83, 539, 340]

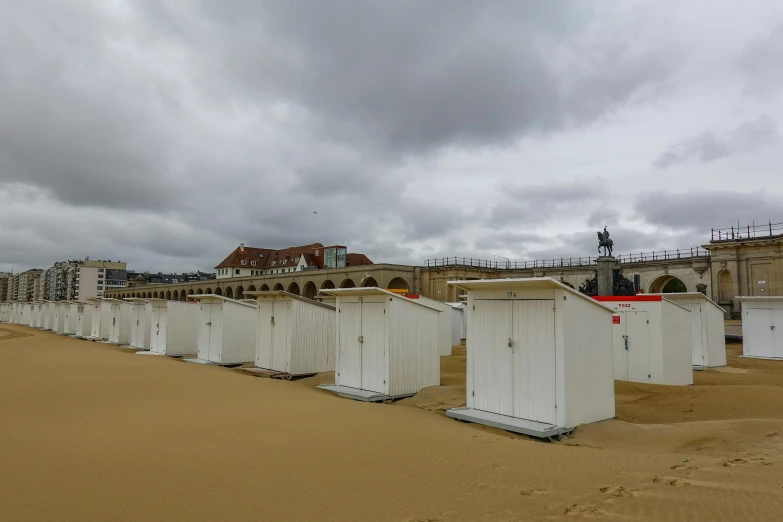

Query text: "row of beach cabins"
[1, 278, 782, 439]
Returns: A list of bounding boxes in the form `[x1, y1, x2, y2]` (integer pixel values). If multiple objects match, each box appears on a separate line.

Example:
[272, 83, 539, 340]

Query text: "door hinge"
[472, 391, 475, 397]
[358, 335, 364, 343]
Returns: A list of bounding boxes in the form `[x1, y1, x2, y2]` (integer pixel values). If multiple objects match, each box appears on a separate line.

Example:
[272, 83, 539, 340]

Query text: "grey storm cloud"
[0, 1, 775, 273]
[653, 116, 778, 169]
[487, 183, 603, 226]
[635, 191, 783, 233]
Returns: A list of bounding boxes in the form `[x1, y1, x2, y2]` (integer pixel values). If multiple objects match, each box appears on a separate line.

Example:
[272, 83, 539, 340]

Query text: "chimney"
[240, 243, 245, 252]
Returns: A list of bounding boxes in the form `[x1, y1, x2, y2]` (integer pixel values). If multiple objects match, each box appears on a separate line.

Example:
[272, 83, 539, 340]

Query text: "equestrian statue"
[597, 226, 613, 257]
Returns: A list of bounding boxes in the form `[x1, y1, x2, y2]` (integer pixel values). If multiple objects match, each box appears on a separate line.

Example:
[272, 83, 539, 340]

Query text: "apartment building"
[0, 272, 9, 302]
[8, 269, 44, 301]
[215, 243, 372, 280]
[75, 260, 127, 300]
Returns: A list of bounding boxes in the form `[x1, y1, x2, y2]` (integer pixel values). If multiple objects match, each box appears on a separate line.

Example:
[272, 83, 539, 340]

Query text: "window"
[282, 259, 287, 265]
[235, 269, 240, 275]
[271, 260, 276, 266]
[241, 260, 247, 266]
[251, 261, 256, 266]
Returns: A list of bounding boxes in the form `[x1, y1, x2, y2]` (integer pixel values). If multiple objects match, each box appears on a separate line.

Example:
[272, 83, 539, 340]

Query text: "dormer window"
[282, 259, 287, 265]
[241, 260, 247, 266]
[251, 261, 256, 266]
[271, 260, 276, 266]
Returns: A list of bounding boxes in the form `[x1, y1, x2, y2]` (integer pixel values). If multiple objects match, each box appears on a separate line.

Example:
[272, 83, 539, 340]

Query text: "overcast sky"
[2, 1, 782, 274]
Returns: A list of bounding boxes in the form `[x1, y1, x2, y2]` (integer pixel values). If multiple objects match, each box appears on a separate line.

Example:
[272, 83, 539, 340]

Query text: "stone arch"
[214, 287, 223, 296]
[171, 291, 178, 300]
[273, 283, 284, 291]
[196, 288, 204, 295]
[648, 274, 687, 294]
[288, 282, 300, 295]
[361, 277, 378, 287]
[302, 281, 317, 299]
[320, 280, 335, 290]
[225, 287, 234, 299]
[261, 284, 270, 291]
[718, 270, 733, 303]
[340, 278, 356, 288]
[235, 286, 244, 299]
[165, 290, 172, 300]
[387, 277, 409, 291]
[205, 288, 212, 295]
[247, 285, 256, 293]
[179, 291, 186, 302]
[153, 291, 159, 298]
[188, 289, 194, 295]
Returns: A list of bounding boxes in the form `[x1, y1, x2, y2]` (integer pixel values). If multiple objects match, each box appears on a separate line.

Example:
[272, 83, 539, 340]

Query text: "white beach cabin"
[738, 297, 783, 360]
[595, 296, 693, 385]
[75, 302, 94, 339]
[317, 287, 442, 402]
[20, 303, 32, 326]
[106, 299, 133, 345]
[43, 302, 58, 330]
[55, 302, 71, 334]
[189, 295, 257, 365]
[0, 303, 8, 323]
[650, 292, 726, 368]
[146, 300, 200, 356]
[66, 302, 80, 335]
[32, 303, 44, 328]
[445, 302, 466, 345]
[87, 298, 113, 341]
[445, 278, 616, 439]
[403, 294, 453, 356]
[246, 291, 336, 377]
[125, 298, 153, 350]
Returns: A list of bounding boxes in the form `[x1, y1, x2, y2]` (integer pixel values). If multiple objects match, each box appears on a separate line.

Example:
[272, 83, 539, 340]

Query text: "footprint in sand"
[519, 489, 547, 497]
[564, 504, 604, 517]
[652, 476, 689, 486]
[599, 485, 637, 499]
[722, 458, 747, 467]
[669, 464, 697, 471]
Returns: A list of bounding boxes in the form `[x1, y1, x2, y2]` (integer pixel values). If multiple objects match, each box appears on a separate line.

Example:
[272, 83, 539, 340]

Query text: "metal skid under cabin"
[246, 291, 335, 377]
[317, 287, 442, 402]
[650, 292, 726, 368]
[187, 295, 257, 365]
[738, 297, 783, 360]
[446, 278, 616, 440]
[595, 296, 693, 386]
[146, 300, 200, 357]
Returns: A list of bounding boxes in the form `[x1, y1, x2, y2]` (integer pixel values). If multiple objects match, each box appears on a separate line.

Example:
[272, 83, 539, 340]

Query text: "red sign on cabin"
[612, 316, 621, 324]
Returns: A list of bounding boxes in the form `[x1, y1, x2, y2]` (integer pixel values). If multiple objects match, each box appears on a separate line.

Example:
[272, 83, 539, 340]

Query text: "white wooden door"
[472, 300, 514, 417]
[256, 300, 274, 369]
[512, 300, 556, 424]
[626, 312, 650, 382]
[612, 314, 628, 381]
[360, 302, 386, 393]
[338, 302, 362, 389]
[208, 303, 223, 362]
[745, 308, 775, 358]
[158, 308, 168, 354]
[682, 303, 704, 366]
[272, 300, 290, 372]
[198, 303, 212, 360]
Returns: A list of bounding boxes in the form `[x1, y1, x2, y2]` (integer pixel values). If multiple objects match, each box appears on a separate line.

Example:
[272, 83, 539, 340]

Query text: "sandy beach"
[3, 325, 783, 521]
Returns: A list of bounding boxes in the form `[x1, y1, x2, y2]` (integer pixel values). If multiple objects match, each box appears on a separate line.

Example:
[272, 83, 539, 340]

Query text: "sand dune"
[3, 326, 783, 521]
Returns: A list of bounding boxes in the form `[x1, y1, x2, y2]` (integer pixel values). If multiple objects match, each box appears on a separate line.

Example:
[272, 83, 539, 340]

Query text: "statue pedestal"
[597, 256, 618, 296]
